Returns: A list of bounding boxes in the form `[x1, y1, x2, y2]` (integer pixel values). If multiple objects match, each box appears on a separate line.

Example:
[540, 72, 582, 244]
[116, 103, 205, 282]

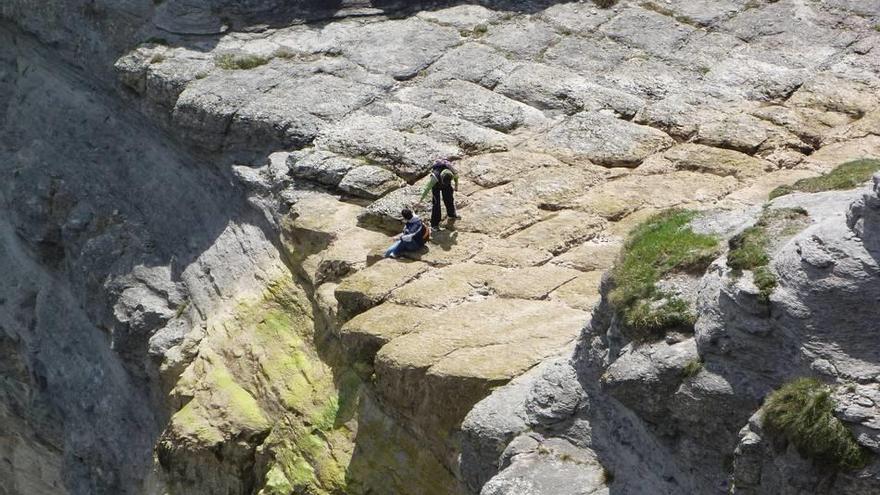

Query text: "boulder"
[357, 185, 427, 233]
[328, 17, 460, 81]
[661, 143, 771, 179]
[495, 63, 644, 118]
[318, 114, 460, 182]
[288, 149, 362, 187]
[539, 112, 675, 167]
[398, 79, 545, 132]
[483, 19, 560, 60]
[599, 6, 696, 57]
[338, 165, 405, 199]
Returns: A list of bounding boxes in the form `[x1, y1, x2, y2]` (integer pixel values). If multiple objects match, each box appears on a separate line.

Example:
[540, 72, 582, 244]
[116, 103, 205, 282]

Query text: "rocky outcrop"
[462, 174, 880, 494]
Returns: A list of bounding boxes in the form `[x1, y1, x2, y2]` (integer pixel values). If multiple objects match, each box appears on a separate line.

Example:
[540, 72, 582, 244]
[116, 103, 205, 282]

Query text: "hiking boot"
[431, 224, 442, 231]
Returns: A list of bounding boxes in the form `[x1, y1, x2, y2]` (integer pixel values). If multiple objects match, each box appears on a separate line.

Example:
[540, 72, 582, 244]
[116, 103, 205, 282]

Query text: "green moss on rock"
[215, 53, 271, 70]
[609, 209, 719, 340]
[770, 159, 880, 199]
[728, 207, 809, 302]
[763, 378, 870, 471]
[165, 278, 359, 495]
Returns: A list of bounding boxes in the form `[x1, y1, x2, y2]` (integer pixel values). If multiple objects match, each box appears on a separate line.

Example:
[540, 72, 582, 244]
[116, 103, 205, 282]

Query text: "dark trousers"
[431, 185, 456, 227]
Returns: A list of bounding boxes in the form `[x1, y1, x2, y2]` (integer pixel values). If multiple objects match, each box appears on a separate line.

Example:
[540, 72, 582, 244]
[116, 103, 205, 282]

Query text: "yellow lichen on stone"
[169, 351, 270, 444]
[162, 277, 360, 495]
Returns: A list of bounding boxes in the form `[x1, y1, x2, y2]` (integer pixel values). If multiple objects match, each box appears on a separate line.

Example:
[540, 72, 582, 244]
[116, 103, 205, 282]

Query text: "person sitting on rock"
[420, 158, 460, 230]
[384, 208, 427, 259]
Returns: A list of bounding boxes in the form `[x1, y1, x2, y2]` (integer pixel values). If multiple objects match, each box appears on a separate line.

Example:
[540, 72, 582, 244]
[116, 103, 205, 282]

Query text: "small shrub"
[682, 358, 704, 378]
[215, 53, 270, 70]
[727, 225, 769, 272]
[460, 24, 489, 38]
[145, 37, 169, 46]
[609, 210, 719, 339]
[763, 378, 870, 471]
[770, 159, 880, 199]
[728, 207, 808, 302]
[874, 24, 880, 32]
[601, 467, 615, 484]
[150, 53, 167, 64]
[752, 266, 777, 303]
[592, 0, 618, 7]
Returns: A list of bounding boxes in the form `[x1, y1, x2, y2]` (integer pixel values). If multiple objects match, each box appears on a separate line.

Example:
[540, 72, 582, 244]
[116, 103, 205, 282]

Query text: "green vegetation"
[601, 467, 615, 484]
[770, 159, 880, 199]
[682, 358, 704, 379]
[592, 0, 618, 7]
[874, 24, 880, 33]
[763, 378, 870, 471]
[609, 210, 720, 340]
[173, 299, 189, 318]
[728, 207, 809, 302]
[150, 53, 167, 64]
[460, 23, 489, 38]
[639, 2, 699, 27]
[215, 53, 271, 70]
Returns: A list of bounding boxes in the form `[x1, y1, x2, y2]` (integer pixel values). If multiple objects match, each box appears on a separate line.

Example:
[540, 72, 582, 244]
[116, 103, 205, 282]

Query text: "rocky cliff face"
[461, 175, 880, 494]
[2, 0, 880, 493]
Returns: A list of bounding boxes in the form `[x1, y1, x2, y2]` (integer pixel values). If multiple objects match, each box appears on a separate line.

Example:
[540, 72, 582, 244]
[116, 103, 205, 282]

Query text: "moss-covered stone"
[769, 159, 880, 199]
[727, 207, 809, 302]
[763, 378, 870, 471]
[608, 209, 720, 340]
[162, 278, 361, 495]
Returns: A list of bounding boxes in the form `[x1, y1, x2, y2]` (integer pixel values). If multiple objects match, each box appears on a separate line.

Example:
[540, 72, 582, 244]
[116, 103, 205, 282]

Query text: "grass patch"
[601, 467, 615, 484]
[592, 0, 618, 7]
[215, 53, 271, 70]
[763, 378, 870, 471]
[460, 23, 489, 38]
[682, 358, 704, 379]
[173, 299, 190, 318]
[728, 207, 808, 302]
[770, 159, 880, 199]
[609, 210, 720, 340]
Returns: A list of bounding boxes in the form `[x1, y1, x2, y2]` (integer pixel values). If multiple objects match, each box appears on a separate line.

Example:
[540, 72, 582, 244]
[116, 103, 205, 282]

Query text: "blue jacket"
[401, 215, 425, 245]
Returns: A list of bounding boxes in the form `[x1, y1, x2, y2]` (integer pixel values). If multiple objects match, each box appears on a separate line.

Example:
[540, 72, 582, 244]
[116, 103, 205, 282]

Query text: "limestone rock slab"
[539, 112, 675, 167]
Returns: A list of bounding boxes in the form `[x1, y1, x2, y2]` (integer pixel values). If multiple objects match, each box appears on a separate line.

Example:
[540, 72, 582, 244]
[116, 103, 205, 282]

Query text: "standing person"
[384, 208, 428, 259]
[420, 158, 460, 230]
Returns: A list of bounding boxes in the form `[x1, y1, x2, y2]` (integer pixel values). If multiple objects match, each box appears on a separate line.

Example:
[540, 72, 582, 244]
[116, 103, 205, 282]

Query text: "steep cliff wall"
[0, 22, 289, 493]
